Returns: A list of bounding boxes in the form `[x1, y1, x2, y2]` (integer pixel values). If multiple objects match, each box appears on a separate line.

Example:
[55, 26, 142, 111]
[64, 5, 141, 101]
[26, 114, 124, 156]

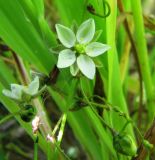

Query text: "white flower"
[32, 116, 41, 134]
[47, 134, 55, 143]
[55, 18, 110, 79]
[2, 77, 40, 102]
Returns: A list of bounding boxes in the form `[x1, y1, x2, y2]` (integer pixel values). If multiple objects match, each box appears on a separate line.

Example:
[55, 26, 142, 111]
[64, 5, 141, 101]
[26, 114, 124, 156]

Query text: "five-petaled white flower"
[55, 18, 110, 79]
[2, 77, 40, 102]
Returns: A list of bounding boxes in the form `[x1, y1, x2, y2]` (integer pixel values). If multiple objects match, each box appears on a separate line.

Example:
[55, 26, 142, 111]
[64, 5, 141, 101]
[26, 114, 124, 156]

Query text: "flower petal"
[2, 89, 20, 100]
[76, 18, 95, 44]
[70, 63, 79, 76]
[55, 24, 76, 48]
[77, 55, 95, 79]
[11, 84, 23, 98]
[86, 42, 111, 57]
[57, 49, 76, 68]
[27, 76, 40, 95]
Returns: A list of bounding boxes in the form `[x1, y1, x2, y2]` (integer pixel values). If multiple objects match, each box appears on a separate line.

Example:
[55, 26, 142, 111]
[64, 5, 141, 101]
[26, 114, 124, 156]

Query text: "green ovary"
[74, 44, 86, 54]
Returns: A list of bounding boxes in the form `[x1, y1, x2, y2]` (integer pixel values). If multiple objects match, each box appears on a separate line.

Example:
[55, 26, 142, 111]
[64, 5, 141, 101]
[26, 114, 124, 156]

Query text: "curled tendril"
[87, 0, 111, 18]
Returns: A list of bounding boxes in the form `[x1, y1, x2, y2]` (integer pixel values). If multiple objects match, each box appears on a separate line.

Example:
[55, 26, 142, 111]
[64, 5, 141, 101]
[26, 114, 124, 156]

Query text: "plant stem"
[12, 51, 29, 85]
[47, 142, 52, 160]
[80, 79, 116, 135]
[57, 113, 67, 146]
[13, 52, 53, 137]
[132, 119, 155, 160]
[34, 136, 38, 160]
[54, 113, 67, 159]
[130, 0, 154, 120]
[52, 115, 63, 136]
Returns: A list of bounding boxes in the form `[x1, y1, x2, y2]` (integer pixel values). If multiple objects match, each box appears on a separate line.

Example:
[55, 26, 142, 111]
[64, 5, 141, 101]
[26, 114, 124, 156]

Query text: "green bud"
[143, 140, 153, 150]
[113, 132, 137, 156]
[74, 44, 85, 54]
[20, 105, 36, 122]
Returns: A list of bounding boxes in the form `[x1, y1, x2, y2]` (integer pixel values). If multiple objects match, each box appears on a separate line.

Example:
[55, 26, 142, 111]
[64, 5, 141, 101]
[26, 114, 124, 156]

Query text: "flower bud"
[47, 134, 55, 143]
[143, 140, 153, 150]
[113, 132, 137, 156]
[32, 116, 41, 134]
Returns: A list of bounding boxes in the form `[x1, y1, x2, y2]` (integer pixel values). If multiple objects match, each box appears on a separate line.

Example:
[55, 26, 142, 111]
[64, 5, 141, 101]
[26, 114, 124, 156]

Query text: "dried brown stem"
[132, 119, 155, 160]
[12, 52, 29, 85]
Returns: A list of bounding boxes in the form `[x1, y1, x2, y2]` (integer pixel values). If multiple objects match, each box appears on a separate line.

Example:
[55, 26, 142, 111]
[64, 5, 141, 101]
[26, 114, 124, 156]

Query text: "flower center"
[74, 44, 85, 54]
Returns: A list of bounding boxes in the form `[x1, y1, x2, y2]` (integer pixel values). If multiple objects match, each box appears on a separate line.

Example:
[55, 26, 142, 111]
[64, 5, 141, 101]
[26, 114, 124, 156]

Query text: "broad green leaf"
[32, 0, 44, 18]
[86, 42, 111, 57]
[56, 24, 76, 48]
[57, 49, 76, 68]
[77, 55, 95, 79]
[0, 59, 16, 86]
[70, 63, 79, 76]
[76, 19, 95, 44]
[0, 0, 55, 74]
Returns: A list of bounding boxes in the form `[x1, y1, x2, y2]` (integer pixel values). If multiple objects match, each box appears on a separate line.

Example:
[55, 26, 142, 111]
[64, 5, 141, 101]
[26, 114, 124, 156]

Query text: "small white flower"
[55, 18, 111, 79]
[2, 77, 40, 102]
[32, 116, 41, 134]
[47, 134, 55, 143]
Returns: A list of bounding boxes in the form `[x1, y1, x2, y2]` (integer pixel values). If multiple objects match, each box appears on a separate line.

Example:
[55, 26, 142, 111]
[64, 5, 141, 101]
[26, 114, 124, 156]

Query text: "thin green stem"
[54, 113, 67, 160]
[89, 94, 145, 143]
[47, 142, 52, 160]
[80, 79, 116, 135]
[52, 115, 63, 136]
[57, 113, 67, 146]
[54, 143, 71, 160]
[34, 136, 38, 160]
[87, 0, 111, 18]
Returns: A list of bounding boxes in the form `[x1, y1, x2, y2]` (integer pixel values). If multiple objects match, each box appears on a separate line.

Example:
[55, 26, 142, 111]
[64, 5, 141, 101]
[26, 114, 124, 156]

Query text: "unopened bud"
[143, 140, 153, 150]
[113, 132, 137, 156]
[32, 116, 41, 134]
[47, 134, 55, 143]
